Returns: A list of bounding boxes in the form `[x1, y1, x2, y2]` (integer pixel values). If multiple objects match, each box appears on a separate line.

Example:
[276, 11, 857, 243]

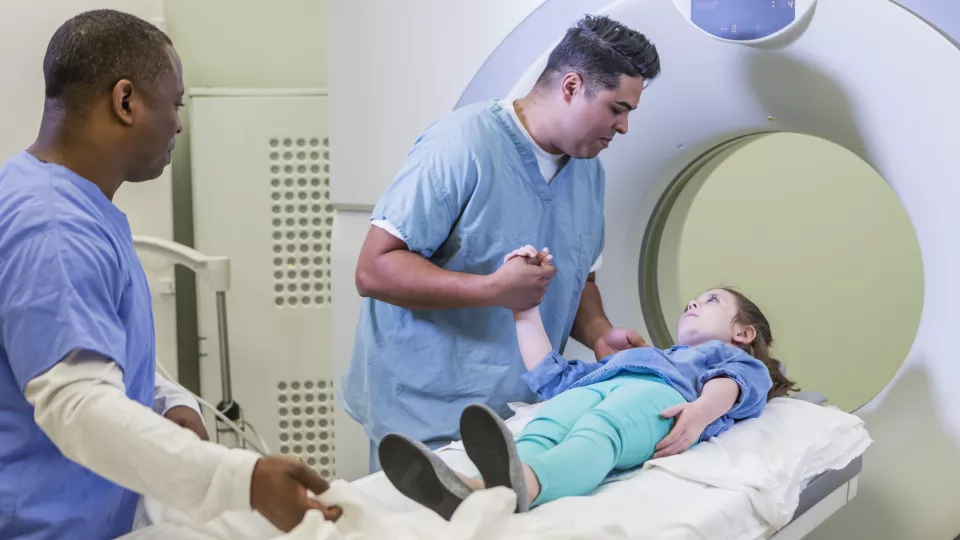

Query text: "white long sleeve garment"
[154, 367, 204, 420]
[24, 353, 262, 524]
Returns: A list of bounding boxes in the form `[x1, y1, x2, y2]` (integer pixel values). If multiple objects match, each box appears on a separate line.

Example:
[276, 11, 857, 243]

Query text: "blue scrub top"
[341, 101, 606, 445]
[0, 152, 156, 539]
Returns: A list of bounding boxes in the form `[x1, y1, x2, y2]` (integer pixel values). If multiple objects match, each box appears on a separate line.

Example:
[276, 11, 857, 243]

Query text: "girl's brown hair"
[721, 287, 799, 400]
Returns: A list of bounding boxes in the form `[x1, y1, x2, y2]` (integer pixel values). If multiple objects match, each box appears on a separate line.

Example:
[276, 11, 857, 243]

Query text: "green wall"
[165, 0, 327, 90]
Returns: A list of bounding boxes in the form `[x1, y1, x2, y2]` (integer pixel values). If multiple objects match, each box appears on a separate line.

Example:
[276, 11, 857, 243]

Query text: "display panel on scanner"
[691, 0, 796, 40]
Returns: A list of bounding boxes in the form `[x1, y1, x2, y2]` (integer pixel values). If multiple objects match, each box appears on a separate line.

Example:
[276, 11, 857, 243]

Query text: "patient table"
[772, 456, 861, 539]
[765, 391, 862, 539]
[124, 391, 868, 540]
[349, 392, 869, 540]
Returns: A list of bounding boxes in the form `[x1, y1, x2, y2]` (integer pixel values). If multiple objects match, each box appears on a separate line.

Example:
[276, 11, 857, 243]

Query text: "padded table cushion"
[793, 455, 862, 519]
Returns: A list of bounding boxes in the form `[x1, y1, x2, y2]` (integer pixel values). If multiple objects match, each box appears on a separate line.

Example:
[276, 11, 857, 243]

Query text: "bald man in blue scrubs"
[0, 10, 339, 539]
[342, 15, 662, 470]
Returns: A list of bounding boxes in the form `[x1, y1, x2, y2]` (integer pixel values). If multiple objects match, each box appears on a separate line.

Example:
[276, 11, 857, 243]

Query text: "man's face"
[557, 74, 645, 159]
[128, 45, 184, 182]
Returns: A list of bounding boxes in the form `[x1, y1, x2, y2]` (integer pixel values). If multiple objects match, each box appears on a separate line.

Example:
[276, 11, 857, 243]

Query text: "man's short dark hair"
[43, 9, 174, 111]
[537, 14, 660, 93]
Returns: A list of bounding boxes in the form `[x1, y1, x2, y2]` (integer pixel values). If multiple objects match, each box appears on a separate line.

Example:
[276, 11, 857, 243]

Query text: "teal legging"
[517, 373, 688, 507]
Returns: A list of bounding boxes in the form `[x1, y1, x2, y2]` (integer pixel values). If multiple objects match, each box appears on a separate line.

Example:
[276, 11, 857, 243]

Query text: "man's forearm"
[570, 277, 613, 351]
[154, 369, 202, 418]
[357, 250, 499, 310]
[25, 355, 260, 523]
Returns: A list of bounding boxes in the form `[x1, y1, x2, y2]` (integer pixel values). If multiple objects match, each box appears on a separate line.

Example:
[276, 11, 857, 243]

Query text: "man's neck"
[29, 109, 124, 201]
[513, 94, 564, 156]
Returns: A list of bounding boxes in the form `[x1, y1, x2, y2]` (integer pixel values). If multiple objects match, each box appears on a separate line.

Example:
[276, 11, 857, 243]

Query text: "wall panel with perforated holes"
[269, 136, 334, 308]
[190, 90, 337, 478]
[277, 379, 336, 478]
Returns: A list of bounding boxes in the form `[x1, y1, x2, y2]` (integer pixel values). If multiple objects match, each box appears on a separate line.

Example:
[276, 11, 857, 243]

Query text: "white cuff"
[211, 449, 262, 514]
[589, 254, 603, 273]
[371, 219, 404, 241]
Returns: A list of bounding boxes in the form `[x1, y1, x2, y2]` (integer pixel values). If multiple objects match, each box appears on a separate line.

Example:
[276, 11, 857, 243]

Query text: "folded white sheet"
[122, 397, 871, 540]
[638, 397, 873, 529]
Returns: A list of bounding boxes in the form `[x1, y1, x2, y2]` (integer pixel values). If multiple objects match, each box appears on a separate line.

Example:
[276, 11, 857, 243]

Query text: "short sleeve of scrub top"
[0, 221, 127, 391]
[370, 136, 477, 259]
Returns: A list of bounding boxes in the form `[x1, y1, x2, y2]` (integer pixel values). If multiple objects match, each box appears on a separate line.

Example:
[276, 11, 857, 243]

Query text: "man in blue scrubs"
[342, 15, 662, 468]
[0, 10, 339, 539]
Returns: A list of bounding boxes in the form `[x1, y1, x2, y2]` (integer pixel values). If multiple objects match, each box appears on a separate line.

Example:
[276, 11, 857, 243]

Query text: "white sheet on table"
[639, 397, 873, 529]
[121, 397, 871, 540]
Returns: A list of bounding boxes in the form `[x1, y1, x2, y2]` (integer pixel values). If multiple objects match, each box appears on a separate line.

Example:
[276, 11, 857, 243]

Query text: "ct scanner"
[1, 0, 957, 538]
[327, 0, 960, 538]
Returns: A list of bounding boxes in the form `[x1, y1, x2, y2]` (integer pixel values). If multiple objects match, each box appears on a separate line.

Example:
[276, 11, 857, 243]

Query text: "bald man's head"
[43, 9, 174, 113]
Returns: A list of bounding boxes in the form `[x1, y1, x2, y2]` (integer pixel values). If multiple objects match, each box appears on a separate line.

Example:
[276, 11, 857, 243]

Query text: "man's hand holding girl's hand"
[497, 245, 554, 316]
[492, 244, 555, 312]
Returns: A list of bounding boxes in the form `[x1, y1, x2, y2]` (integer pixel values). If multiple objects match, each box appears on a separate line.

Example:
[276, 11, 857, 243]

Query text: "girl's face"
[676, 289, 756, 348]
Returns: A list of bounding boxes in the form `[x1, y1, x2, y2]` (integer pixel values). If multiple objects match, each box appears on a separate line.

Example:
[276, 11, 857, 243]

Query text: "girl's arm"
[515, 305, 607, 400]
[696, 345, 772, 421]
[693, 377, 741, 421]
[514, 307, 553, 371]
[505, 246, 556, 371]
[654, 344, 774, 458]
[652, 376, 741, 458]
[508, 246, 609, 399]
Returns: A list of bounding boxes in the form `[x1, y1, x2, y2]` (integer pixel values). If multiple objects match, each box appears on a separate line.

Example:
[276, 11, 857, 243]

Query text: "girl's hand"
[504, 245, 537, 263]
[653, 378, 740, 458]
[652, 401, 713, 459]
[504, 245, 553, 266]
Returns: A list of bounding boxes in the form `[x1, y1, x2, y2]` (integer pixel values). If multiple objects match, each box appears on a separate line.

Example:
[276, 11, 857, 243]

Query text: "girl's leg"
[603, 379, 688, 471]
[514, 386, 605, 462]
[458, 387, 611, 513]
[520, 404, 625, 506]
[458, 474, 485, 491]
[522, 377, 686, 506]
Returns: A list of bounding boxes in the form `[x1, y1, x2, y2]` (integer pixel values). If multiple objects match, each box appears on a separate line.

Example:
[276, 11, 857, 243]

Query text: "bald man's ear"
[112, 80, 135, 126]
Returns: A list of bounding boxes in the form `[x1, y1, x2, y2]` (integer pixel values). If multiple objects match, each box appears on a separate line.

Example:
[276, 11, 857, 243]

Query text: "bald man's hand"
[162, 406, 209, 441]
[251, 456, 342, 532]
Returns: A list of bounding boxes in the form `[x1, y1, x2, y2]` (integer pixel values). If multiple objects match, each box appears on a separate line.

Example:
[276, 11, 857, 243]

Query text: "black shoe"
[378, 433, 473, 521]
[459, 404, 530, 513]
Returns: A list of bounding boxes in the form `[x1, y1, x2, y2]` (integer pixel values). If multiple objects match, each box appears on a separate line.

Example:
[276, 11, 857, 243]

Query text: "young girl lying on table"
[379, 246, 799, 520]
